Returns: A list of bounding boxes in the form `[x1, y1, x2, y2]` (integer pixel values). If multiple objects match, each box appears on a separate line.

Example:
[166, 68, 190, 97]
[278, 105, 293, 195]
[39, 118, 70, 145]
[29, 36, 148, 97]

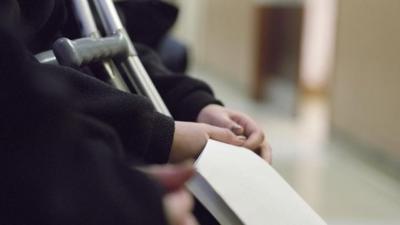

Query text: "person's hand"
[197, 104, 272, 163]
[170, 121, 246, 163]
[141, 163, 199, 225]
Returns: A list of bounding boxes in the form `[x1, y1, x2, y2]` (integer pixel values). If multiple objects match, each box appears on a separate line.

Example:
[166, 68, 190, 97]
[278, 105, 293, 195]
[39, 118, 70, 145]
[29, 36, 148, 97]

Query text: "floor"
[191, 68, 400, 225]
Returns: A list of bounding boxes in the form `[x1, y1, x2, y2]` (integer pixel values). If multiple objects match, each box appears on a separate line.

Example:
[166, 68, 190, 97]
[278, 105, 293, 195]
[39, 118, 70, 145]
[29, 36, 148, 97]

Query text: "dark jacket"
[18, 0, 222, 162]
[116, 0, 179, 48]
[31, 0, 179, 52]
[0, 27, 167, 225]
[0, 0, 221, 224]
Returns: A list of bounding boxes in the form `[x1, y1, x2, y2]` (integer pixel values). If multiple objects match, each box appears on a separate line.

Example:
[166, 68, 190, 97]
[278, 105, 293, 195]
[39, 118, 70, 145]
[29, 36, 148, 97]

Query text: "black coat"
[28, 0, 179, 52]
[6, 0, 222, 163]
[0, 0, 221, 224]
[0, 28, 167, 225]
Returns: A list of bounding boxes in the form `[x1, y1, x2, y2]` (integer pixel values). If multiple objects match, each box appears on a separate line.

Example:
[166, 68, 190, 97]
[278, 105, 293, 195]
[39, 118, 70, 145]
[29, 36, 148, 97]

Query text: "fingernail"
[231, 124, 241, 130]
[181, 160, 195, 167]
[238, 135, 247, 141]
[232, 123, 242, 129]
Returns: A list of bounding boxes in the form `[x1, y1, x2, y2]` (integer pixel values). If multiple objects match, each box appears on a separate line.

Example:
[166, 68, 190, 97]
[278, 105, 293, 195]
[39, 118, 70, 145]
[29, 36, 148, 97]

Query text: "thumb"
[217, 116, 244, 135]
[230, 122, 244, 135]
[141, 162, 195, 192]
[207, 125, 246, 146]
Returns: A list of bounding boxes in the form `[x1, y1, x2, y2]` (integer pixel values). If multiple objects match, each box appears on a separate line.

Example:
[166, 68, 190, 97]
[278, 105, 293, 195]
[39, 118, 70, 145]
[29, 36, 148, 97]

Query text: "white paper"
[187, 140, 327, 225]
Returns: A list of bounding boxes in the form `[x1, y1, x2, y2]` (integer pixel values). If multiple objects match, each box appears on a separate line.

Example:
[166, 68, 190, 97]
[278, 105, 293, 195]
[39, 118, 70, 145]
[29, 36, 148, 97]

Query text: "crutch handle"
[53, 33, 129, 67]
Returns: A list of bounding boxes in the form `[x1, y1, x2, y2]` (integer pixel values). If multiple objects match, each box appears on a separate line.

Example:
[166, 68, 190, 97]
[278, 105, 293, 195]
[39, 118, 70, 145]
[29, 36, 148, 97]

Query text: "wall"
[173, 0, 306, 92]
[331, 0, 400, 157]
[300, 0, 337, 91]
[173, 0, 256, 90]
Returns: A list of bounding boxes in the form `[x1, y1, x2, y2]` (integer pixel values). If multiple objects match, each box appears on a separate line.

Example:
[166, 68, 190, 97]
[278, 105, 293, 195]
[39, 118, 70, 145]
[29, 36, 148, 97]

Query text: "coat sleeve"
[1, 113, 170, 225]
[36, 63, 175, 164]
[116, 0, 179, 48]
[0, 29, 168, 225]
[135, 44, 224, 122]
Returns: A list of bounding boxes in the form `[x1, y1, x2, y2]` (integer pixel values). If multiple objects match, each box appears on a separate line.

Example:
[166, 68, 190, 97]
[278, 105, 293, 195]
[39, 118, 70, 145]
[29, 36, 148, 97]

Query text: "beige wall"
[173, 0, 257, 90]
[173, 0, 305, 91]
[331, 0, 400, 157]
[197, 0, 257, 88]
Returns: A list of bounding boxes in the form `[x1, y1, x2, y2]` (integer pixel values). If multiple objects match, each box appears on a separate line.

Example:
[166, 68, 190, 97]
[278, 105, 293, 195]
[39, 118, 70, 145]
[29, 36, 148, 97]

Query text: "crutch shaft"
[93, 0, 171, 117]
[71, 0, 130, 92]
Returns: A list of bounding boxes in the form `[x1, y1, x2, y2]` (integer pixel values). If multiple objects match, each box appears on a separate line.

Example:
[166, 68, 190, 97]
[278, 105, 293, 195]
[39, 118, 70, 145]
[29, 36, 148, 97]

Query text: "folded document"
[187, 140, 327, 225]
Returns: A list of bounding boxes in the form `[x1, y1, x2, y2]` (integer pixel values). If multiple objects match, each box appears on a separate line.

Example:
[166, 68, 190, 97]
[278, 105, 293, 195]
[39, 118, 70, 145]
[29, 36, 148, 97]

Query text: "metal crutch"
[35, 1, 221, 222]
[91, 0, 171, 116]
[36, 0, 171, 117]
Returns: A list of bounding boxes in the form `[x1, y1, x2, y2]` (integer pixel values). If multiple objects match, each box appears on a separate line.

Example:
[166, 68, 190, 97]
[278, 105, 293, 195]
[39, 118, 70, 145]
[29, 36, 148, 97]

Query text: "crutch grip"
[53, 33, 129, 67]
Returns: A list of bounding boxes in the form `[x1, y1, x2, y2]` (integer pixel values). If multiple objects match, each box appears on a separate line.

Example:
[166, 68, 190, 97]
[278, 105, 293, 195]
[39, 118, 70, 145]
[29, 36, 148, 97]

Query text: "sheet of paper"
[187, 140, 327, 225]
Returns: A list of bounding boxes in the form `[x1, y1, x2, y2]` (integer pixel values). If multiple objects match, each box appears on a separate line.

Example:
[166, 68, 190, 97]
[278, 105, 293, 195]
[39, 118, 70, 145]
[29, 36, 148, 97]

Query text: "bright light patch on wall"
[300, 0, 337, 92]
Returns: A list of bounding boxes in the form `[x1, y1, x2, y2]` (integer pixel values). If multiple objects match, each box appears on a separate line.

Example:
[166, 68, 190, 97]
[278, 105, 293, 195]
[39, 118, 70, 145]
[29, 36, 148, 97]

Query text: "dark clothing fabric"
[1, 0, 222, 224]
[35, 61, 175, 164]
[1, 0, 222, 165]
[20, 0, 68, 52]
[21, 0, 222, 123]
[7, 0, 223, 159]
[0, 28, 167, 225]
[30, 0, 178, 52]
[136, 44, 223, 122]
[116, 0, 179, 49]
[65, 0, 189, 73]
[156, 36, 189, 73]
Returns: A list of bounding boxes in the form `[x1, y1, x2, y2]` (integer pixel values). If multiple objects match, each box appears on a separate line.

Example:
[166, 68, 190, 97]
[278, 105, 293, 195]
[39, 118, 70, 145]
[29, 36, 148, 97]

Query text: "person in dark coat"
[21, 0, 272, 164]
[1, 0, 272, 224]
[0, 21, 198, 225]
[115, 0, 189, 73]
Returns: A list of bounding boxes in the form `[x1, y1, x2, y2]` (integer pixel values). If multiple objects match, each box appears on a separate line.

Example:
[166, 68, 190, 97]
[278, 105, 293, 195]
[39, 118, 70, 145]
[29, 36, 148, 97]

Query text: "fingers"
[208, 114, 245, 136]
[230, 123, 245, 136]
[216, 116, 244, 135]
[217, 115, 244, 135]
[237, 117, 264, 150]
[182, 215, 200, 225]
[140, 162, 195, 192]
[141, 163, 198, 225]
[230, 112, 265, 149]
[259, 142, 273, 164]
[164, 189, 196, 225]
[228, 112, 273, 163]
[245, 128, 265, 150]
[170, 122, 209, 163]
[205, 124, 246, 146]
[214, 114, 244, 136]
[197, 105, 245, 136]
